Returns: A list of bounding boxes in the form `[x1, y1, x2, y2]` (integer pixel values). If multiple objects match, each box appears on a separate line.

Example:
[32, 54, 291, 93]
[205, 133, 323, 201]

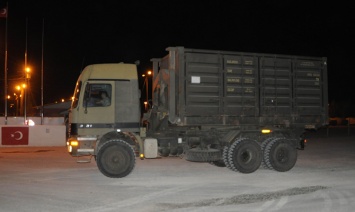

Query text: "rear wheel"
[263, 139, 297, 172]
[228, 138, 262, 173]
[222, 146, 232, 170]
[96, 140, 136, 178]
[261, 137, 284, 169]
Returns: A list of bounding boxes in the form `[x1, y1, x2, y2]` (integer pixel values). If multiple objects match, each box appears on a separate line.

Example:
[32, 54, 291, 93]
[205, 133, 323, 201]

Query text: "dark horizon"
[0, 1, 354, 115]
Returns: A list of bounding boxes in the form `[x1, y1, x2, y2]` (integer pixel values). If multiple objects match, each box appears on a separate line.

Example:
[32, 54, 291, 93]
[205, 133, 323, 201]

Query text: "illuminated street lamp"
[25, 67, 31, 78]
[16, 84, 26, 116]
[24, 67, 31, 124]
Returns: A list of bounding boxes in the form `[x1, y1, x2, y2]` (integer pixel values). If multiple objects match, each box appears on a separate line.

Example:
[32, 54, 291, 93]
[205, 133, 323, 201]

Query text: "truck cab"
[67, 63, 142, 177]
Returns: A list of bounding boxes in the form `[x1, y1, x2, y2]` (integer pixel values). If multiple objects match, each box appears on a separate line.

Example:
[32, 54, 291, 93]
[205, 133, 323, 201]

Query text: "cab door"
[78, 81, 115, 135]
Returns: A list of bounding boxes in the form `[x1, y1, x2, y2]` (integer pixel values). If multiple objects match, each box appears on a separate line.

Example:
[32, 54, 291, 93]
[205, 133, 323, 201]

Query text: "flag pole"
[41, 18, 44, 124]
[24, 17, 28, 124]
[4, 2, 8, 125]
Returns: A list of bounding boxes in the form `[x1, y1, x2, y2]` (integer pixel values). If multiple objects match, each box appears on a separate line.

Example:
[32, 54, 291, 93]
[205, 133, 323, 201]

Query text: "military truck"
[66, 47, 328, 178]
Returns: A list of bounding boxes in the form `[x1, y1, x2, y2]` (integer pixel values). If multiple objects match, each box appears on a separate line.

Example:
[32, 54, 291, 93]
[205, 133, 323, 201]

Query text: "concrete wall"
[0, 117, 66, 147]
[0, 117, 65, 125]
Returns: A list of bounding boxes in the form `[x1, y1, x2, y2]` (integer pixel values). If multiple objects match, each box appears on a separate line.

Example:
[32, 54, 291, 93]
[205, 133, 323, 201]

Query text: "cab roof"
[79, 63, 138, 81]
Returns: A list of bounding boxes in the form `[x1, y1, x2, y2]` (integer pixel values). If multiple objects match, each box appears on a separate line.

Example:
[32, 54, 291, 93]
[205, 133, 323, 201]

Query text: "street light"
[25, 67, 31, 78]
[24, 67, 31, 124]
[16, 84, 25, 116]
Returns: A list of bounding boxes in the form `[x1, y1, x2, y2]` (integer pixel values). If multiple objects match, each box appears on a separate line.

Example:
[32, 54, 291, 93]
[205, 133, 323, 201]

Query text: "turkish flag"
[0, 7, 7, 18]
[1, 127, 29, 145]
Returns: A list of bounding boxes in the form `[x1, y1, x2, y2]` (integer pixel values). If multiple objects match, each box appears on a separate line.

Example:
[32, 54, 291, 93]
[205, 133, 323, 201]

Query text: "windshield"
[71, 81, 82, 108]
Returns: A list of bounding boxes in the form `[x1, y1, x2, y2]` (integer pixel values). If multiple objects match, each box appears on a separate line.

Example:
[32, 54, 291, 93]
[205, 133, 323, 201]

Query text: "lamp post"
[14, 93, 19, 116]
[15, 85, 24, 116]
[24, 67, 31, 124]
[142, 70, 152, 111]
[16, 84, 25, 116]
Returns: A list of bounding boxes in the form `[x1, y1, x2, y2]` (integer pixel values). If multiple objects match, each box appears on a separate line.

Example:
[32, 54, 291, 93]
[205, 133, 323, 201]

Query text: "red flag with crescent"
[0, 7, 7, 18]
[1, 127, 29, 145]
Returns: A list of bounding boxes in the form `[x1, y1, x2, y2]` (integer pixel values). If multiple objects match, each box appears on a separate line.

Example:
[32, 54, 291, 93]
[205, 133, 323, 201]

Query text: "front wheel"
[96, 140, 136, 178]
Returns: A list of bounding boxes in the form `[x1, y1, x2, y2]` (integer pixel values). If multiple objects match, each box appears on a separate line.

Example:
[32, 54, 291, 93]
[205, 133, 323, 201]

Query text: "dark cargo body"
[146, 47, 328, 172]
[149, 47, 328, 131]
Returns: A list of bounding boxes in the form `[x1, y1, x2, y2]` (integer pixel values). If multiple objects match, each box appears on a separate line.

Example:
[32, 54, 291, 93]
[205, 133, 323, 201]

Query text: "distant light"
[147, 70, 152, 75]
[25, 67, 31, 79]
[28, 119, 35, 126]
[144, 101, 148, 105]
[61, 99, 65, 102]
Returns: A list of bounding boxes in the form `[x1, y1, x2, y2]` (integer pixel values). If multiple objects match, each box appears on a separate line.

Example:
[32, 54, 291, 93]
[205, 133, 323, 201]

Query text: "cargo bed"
[151, 47, 328, 130]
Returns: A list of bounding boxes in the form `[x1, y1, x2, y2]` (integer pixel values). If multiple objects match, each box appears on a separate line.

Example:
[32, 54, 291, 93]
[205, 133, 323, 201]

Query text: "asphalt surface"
[1, 127, 355, 212]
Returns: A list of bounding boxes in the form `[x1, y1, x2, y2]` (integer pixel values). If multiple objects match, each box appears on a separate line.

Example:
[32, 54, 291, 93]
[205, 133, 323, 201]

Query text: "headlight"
[70, 141, 79, 146]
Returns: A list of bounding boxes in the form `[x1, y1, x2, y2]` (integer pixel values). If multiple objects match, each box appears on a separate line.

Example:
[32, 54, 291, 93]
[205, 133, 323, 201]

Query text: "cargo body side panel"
[153, 47, 328, 130]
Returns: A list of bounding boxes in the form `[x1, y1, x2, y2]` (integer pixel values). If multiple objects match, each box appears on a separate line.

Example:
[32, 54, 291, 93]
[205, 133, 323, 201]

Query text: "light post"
[14, 85, 23, 117]
[24, 67, 31, 124]
[6, 95, 11, 115]
[142, 70, 152, 111]
[14, 93, 19, 116]
[16, 84, 25, 116]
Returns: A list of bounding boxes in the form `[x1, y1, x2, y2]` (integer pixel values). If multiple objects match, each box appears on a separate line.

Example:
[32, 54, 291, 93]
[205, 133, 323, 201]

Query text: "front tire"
[96, 140, 136, 178]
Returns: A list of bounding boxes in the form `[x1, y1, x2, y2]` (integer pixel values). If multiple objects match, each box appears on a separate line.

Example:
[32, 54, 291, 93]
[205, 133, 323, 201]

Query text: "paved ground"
[1, 127, 355, 212]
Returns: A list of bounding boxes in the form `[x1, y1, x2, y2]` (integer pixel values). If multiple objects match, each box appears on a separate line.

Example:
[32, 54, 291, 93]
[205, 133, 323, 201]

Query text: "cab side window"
[83, 83, 112, 107]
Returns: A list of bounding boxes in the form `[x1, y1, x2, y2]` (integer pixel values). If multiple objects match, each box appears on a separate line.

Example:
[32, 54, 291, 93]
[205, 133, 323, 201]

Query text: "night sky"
[0, 1, 354, 110]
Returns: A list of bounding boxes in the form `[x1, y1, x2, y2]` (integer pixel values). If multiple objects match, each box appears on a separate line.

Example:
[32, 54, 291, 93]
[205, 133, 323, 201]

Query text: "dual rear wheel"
[223, 138, 262, 173]
[222, 137, 297, 173]
[263, 138, 297, 172]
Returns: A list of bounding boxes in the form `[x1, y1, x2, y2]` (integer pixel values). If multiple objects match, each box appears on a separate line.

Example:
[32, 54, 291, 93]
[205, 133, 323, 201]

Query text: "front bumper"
[67, 136, 97, 156]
